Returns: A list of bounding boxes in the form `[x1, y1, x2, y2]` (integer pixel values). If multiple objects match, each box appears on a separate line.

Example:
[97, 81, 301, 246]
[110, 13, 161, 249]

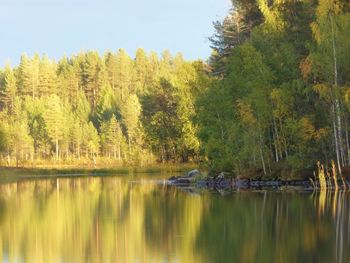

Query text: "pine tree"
[134, 48, 150, 94]
[95, 84, 117, 125]
[100, 117, 124, 159]
[57, 56, 80, 103]
[114, 49, 133, 101]
[17, 54, 39, 99]
[105, 51, 118, 91]
[6, 97, 34, 166]
[84, 122, 100, 158]
[120, 94, 142, 154]
[80, 51, 108, 111]
[43, 95, 64, 159]
[24, 97, 50, 158]
[38, 55, 57, 97]
[0, 65, 17, 113]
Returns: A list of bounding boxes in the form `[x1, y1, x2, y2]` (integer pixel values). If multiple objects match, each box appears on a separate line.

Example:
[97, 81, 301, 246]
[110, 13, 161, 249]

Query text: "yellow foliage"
[343, 86, 350, 105]
[299, 118, 328, 144]
[314, 128, 329, 141]
[299, 56, 312, 80]
[257, 0, 285, 31]
[299, 117, 316, 142]
[313, 83, 331, 99]
[312, 0, 343, 43]
[310, 22, 322, 44]
[270, 88, 289, 118]
[317, 162, 327, 191]
[236, 100, 257, 126]
[316, 0, 343, 18]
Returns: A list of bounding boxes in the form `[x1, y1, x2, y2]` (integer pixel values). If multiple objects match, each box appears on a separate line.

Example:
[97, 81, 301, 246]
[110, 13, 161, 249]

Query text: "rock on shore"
[168, 170, 313, 190]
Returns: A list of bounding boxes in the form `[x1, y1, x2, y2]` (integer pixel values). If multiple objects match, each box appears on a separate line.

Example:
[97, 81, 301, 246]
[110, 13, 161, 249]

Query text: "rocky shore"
[168, 169, 312, 190]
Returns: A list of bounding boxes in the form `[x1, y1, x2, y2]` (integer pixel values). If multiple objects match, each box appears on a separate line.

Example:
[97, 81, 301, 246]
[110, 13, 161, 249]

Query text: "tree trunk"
[31, 149, 34, 168]
[344, 117, 350, 165]
[128, 137, 132, 156]
[272, 118, 279, 162]
[15, 148, 19, 168]
[278, 118, 287, 159]
[55, 136, 59, 160]
[336, 100, 345, 166]
[259, 145, 267, 176]
[330, 13, 343, 174]
[332, 104, 342, 174]
[258, 130, 267, 176]
[77, 141, 80, 160]
[161, 145, 165, 163]
[216, 111, 225, 141]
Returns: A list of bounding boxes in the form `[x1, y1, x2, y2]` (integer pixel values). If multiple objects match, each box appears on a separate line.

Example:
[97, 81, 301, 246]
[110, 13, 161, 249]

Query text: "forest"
[1, 0, 350, 179]
[0, 49, 206, 167]
[197, 0, 350, 178]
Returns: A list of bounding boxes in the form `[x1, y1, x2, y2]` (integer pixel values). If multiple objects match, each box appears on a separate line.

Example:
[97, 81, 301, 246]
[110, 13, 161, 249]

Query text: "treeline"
[0, 49, 206, 166]
[2, 0, 350, 176]
[197, 0, 350, 177]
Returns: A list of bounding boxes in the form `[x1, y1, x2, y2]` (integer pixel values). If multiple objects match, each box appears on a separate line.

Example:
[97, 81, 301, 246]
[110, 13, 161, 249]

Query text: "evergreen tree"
[24, 97, 50, 158]
[134, 48, 150, 94]
[38, 55, 57, 97]
[80, 51, 108, 111]
[100, 117, 124, 159]
[95, 84, 117, 125]
[114, 49, 133, 101]
[17, 54, 39, 99]
[5, 98, 34, 166]
[57, 56, 80, 104]
[120, 94, 142, 154]
[0, 65, 17, 113]
[105, 51, 118, 91]
[43, 95, 64, 159]
[84, 122, 100, 158]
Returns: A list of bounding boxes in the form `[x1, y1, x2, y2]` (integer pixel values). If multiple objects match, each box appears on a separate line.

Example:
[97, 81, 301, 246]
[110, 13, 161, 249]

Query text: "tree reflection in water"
[313, 189, 349, 263]
[0, 177, 349, 263]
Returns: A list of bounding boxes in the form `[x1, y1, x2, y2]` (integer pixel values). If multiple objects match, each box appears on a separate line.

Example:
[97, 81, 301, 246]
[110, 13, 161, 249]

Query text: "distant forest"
[0, 49, 207, 166]
[1, 0, 350, 178]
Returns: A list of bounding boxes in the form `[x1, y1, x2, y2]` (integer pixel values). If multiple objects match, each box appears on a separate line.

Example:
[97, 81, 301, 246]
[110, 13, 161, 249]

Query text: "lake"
[0, 174, 349, 263]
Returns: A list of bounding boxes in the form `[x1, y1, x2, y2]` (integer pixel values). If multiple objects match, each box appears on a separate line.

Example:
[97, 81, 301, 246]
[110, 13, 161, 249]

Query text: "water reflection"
[0, 177, 349, 263]
[313, 189, 350, 263]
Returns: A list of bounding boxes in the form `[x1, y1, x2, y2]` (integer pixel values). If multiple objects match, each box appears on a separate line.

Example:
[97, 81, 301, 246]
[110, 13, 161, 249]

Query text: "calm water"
[0, 175, 349, 263]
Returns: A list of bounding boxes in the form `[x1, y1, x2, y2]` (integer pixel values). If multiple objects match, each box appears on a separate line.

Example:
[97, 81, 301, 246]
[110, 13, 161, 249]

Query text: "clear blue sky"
[0, 0, 231, 66]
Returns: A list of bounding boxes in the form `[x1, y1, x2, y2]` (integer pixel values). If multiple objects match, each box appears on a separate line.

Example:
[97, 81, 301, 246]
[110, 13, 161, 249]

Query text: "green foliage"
[0, 49, 204, 166]
[198, 0, 350, 177]
[4, 0, 349, 177]
[100, 117, 125, 159]
[0, 65, 17, 113]
[141, 63, 201, 163]
[0, 123, 8, 153]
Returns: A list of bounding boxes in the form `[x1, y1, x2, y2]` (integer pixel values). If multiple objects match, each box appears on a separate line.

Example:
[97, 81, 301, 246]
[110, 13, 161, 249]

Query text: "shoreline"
[168, 171, 349, 191]
[0, 164, 196, 182]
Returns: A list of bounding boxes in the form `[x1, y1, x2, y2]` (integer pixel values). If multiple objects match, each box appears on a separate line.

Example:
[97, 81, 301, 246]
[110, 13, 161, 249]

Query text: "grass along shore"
[0, 163, 197, 181]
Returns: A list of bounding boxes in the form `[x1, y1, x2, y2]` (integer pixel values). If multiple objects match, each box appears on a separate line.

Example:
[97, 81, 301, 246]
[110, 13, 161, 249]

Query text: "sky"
[0, 0, 231, 66]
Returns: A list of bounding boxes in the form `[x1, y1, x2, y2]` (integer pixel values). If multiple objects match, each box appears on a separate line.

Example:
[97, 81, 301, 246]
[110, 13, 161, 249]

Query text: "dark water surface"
[0, 174, 349, 263]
